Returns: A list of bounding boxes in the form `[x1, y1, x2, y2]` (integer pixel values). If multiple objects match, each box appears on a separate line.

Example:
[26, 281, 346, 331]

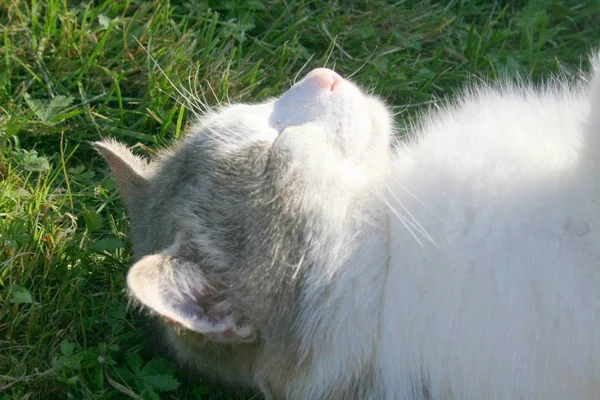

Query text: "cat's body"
[96, 60, 600, 399]
[380, 83, 600, 399]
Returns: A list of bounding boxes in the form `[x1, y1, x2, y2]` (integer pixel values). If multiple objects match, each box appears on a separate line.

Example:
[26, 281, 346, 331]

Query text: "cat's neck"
[281, 188, 391, 398]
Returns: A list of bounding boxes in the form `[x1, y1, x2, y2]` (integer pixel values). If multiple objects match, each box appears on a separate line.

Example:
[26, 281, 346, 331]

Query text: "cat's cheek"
[365, 97, 393, 136]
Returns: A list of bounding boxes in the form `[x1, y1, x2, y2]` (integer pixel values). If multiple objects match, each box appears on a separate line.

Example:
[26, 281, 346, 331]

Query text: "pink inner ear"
[103, 152, 128, 176]
[127, 253, 257, 343]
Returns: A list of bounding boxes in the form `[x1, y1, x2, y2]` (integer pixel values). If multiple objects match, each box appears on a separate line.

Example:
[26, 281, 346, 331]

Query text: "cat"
[95, 56, 600, 399]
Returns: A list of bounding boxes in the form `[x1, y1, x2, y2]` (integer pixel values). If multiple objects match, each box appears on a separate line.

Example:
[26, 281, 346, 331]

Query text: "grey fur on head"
[95, 68, 391, 398]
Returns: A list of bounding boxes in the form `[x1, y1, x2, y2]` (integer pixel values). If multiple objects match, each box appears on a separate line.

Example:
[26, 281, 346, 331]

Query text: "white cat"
[96, 56, 600, 399]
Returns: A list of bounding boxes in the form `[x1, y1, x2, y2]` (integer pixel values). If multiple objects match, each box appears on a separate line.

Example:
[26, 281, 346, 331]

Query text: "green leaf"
[6, 284, 33, 304]
[126, 352, 143, 374]
[138, 374, 180, 392]
[68, 164, 85, 175]
[193, 386, 210, 395]
[10, 188, 30, 198]
[91, 237, 124, 252]
[135, 358, 180, 392]
[137, 358, 172, 377]
[60, 340, 76, 357]
[93, 367, 104, 389]
[66, 374, 79, 385]
[83, 209, 103, 233]
[139, 385, 160, 400]
[15, 149, 51, 172]
[56, 352, 84, 369]
[47, 95, 74, 110]
[23, 93, 74, 126]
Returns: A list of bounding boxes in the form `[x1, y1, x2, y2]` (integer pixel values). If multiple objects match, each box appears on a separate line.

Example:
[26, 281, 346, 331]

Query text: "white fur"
[377, 82, 600, 399]
[108, 59, 600, 399]
[278, 65, 600, 398]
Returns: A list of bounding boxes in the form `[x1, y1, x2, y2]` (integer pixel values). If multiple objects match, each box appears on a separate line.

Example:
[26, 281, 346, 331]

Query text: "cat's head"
[95, 68, 392, 393]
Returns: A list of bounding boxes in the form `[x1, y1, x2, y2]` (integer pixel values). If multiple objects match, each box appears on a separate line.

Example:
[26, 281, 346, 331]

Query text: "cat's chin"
[269, 68, 392, 171]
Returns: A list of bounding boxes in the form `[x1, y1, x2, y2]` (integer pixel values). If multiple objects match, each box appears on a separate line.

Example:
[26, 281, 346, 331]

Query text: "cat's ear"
[93, 139, 150, 204]
[127, 251, 257, 343]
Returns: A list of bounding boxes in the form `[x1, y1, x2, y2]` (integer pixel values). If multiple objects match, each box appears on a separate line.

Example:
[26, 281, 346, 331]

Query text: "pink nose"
[304, 68, 344, 91]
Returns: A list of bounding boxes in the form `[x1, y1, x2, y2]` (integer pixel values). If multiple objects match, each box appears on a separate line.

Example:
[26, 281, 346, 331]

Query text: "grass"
[1, 0, 599, 398]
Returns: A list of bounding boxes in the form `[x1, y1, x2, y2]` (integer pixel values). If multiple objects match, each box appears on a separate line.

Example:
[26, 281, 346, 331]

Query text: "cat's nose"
[304, 68, 344, 91]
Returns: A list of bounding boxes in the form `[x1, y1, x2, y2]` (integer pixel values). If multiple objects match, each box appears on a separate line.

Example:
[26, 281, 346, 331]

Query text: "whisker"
[320, 21, 353, 60]
[383, 182, 438, 247]
[347, 46, 377, 80]
[392, 109, 408, 117]
[323, 36, 337, 68]
[391, 100, 437, 110]
[292, 249, 307, 280]
[200, 84, 214, 112]
[205, 79, 222, 108]
[186, 67, 211, 113]
[203, 125, 239, 145]
[374, 188, 425, 247]
[156, 87, 200, 118]
[294, 53, 315, 85]
[134, 37, 203, 115]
